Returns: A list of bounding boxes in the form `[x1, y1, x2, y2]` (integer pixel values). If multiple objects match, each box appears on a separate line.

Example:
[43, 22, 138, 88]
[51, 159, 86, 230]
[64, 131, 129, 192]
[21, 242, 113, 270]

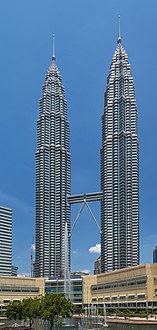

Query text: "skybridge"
[67, 191, 103, 236]
[67, 191, 103, 205]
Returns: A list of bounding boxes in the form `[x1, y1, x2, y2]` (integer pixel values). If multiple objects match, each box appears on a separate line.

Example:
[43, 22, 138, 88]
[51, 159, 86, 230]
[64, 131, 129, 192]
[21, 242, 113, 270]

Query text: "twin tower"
[35, 26, 139, 277]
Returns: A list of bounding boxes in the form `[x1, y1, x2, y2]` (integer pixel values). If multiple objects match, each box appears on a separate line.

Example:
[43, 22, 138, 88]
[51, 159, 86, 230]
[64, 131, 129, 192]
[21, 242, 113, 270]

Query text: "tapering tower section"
[35, 37, 71, 277]
[101, 18, 139, 272]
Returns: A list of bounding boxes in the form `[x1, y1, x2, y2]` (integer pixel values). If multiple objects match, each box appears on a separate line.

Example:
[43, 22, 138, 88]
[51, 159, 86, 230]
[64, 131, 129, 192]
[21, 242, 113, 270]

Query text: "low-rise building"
[45, 274, 83, 306]
[83, 264, 157, 311]
[1, 264, 157, 313]
[0, 276, 45, 313]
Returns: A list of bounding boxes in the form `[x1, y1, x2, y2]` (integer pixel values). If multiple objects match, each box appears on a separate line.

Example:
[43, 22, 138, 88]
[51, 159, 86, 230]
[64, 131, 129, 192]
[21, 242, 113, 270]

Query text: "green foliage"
[6, 294, 73, 329]
[6, 301, 23, 321]
[6, 297, 41, 327]
[22, 297, 41, 327]
[98, 309, 103, 316]
[40, 294, 73, 329]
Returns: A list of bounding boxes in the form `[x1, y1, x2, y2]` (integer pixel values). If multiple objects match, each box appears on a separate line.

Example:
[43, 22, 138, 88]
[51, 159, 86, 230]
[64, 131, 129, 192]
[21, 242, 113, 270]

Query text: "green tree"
[22, 297, 41, 327]
[6, 301, 23, 321]
[6, 297, 41, 328]
[6, 294, 73, 329]
[40, 294, 74, 329]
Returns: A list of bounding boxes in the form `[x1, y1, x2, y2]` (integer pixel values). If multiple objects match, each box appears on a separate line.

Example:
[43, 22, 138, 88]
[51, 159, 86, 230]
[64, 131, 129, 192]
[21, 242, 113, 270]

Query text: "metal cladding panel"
[35, 58, 71, 277]
[0, 206, 12, 276]
[101, 40, 139, 272]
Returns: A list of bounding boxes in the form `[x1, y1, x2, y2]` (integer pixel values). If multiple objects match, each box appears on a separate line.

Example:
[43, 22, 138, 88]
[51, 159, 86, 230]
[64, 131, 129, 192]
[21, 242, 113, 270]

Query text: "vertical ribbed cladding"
[35, 53, 71, 277]
[101, 39, 139, 272]
[0, 206, 12, 276]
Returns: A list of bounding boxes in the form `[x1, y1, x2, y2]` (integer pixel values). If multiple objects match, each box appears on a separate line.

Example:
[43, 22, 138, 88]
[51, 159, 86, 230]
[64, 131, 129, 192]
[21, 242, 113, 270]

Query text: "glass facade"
[35, 50, 71, 277]
[101, 31, 139, 272]
[45, 276, 83, 305]
[0, 206, 12, 276]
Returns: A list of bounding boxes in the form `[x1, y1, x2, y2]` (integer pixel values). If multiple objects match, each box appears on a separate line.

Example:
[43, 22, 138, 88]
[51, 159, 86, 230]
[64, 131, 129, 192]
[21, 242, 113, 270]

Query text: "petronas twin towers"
[35, 50, 71, 277]
[35, 22, 139, 277]
[101, 30, 139, 272]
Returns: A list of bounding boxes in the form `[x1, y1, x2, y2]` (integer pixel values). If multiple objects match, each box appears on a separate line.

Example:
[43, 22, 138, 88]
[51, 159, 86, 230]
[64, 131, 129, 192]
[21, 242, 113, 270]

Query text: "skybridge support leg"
[70, 202, 86, 237]
[85, 201, 101, 233]
[70, 199, 101, 237]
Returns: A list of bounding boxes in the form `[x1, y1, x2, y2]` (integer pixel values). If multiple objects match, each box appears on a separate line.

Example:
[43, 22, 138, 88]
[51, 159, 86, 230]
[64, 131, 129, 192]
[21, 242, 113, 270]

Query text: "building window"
[119, 296, 126, 300]
[128, 295, 135, 300]
[137, 294, 145, 299]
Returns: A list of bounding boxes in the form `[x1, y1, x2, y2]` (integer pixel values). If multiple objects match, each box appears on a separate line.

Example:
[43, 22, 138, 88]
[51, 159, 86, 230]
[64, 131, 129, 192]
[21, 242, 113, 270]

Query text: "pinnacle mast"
[52, 34, 56, 61]
[117, 15, 121, 44]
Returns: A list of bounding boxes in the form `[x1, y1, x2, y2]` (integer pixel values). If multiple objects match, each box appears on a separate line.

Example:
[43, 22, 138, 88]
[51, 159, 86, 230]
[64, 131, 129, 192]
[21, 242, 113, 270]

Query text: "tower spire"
[117, 15, 121, 44]
[52, 34, 56, 61]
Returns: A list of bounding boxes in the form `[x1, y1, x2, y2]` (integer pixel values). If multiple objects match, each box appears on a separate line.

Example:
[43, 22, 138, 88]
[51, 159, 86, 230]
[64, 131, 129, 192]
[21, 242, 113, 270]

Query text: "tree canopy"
[6, 301, 23, 321]
[6, 294, 73, 329]
[40, 294, 73, 329]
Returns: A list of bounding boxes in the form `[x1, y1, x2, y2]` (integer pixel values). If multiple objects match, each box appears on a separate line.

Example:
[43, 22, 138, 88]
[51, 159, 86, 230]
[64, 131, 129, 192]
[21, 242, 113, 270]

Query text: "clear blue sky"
[0, 0, 156, 275]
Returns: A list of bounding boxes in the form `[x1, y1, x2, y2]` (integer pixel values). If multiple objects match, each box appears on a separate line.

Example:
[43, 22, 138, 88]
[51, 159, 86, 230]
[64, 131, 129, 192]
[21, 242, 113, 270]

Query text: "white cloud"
[89, 243, 101, 254]
[81, 269, 90, 274]
[72, 250, 78, 255]
[18, 273, 31, 277]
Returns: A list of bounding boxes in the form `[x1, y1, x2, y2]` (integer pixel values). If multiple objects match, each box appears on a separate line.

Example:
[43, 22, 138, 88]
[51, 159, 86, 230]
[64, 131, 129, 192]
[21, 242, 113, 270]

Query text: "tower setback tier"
[35, 50, 71, 277]
[101, 31, 139, 273]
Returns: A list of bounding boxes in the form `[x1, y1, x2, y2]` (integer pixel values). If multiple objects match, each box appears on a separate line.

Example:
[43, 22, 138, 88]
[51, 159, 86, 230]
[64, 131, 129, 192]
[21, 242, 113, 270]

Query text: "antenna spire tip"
[52, 34, 56, 60]
[117, 15, 121, 44]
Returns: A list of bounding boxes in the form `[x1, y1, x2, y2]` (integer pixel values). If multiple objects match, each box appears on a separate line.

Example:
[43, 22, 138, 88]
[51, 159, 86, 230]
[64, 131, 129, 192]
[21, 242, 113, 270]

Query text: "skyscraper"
[153, 246, 157, 263]
[0, 206, 12, 276]
[100, 19, 139, 272]
[35, 40, 71, 277]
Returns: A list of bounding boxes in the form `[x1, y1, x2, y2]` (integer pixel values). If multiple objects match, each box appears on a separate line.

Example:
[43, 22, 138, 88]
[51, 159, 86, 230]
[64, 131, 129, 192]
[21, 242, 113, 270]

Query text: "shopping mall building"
[0, 264, 157, 313]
